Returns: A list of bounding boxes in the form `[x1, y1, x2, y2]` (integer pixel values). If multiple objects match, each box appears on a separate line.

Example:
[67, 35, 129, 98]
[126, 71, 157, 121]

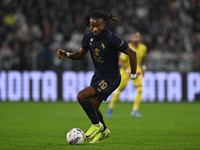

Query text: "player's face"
[90, 18, 105, 37]
[130, 33, 141, 43]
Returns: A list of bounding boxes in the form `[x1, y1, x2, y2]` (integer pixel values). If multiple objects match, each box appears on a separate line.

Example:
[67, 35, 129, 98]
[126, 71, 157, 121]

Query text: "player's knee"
[136, 87, 143, 93]
[77, 92, 85, 103]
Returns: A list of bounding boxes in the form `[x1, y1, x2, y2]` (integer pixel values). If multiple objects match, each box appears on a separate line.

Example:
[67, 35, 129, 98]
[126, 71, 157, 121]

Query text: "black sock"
[79, 100, 99, 124]
[97, 110, 107, 131]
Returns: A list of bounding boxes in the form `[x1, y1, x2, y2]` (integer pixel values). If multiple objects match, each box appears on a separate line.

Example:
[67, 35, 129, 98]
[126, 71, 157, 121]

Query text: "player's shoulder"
[84, 30, 93, 37]
[83, 30, 93, 42]
[139, 43, 147, 50]
[104, 29, 117, 40]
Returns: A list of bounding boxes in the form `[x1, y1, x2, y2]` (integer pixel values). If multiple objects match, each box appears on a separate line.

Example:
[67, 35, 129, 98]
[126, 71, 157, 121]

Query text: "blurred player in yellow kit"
[106, 31, 147, 118]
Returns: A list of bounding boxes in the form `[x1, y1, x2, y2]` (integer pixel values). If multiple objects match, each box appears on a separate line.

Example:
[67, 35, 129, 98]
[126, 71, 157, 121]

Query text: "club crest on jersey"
[94, 48, 100, 56]
[102, 43, 105, 49]
[90, 38, 93, 42]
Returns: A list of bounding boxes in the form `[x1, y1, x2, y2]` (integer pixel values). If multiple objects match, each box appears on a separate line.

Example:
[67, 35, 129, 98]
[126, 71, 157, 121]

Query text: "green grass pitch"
[0, 101, 200, 150]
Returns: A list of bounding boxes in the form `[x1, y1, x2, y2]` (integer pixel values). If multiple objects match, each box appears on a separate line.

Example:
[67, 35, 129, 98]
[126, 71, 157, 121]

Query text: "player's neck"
[132, 42, 139, 48]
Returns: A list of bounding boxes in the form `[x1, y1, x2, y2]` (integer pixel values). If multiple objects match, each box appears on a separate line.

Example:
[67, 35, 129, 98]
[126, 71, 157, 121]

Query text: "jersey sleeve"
[111, 34, 129, 52]
[81, 33, 90, 50]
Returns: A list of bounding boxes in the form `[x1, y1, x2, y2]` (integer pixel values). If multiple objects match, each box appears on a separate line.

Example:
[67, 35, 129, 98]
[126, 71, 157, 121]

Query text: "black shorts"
[90, 74, 121, 101]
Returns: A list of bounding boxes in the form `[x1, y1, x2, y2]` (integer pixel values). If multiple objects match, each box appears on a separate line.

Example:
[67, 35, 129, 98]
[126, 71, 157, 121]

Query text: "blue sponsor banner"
[0, 71, 200, 102]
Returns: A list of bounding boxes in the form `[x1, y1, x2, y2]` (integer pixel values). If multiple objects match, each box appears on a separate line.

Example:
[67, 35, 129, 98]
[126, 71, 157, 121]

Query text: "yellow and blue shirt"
[119, 42, 147, 72]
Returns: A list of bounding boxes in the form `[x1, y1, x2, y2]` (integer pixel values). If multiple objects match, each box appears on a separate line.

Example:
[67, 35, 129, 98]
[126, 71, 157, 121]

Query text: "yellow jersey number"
[98, 80, 107, 90]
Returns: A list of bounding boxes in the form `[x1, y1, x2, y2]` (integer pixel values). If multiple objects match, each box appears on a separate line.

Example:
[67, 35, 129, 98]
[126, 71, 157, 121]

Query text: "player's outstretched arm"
[57, 48, 88, 60]
[123, 46, 141, 80]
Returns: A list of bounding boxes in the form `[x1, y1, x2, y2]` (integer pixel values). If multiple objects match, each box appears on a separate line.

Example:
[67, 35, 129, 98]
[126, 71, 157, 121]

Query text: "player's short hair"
[132, 31, 141, 36]
[84, 4, 117, 28]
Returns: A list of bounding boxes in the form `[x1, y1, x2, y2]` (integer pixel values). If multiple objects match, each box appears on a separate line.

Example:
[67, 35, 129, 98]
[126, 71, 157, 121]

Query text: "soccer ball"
[66, 128, 85, 145]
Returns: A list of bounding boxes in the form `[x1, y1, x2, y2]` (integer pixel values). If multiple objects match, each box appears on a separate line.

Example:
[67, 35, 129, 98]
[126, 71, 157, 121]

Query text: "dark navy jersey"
[81, 29, 129, 78]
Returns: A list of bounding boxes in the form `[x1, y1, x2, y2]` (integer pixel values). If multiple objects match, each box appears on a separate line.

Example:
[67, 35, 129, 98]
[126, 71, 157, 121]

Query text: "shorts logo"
[97, 88, 101, 92]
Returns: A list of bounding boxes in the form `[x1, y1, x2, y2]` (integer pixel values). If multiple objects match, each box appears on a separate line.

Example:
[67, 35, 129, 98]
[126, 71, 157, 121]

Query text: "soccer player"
[57, 6, 141, 144]
[107, 32, 147, 118]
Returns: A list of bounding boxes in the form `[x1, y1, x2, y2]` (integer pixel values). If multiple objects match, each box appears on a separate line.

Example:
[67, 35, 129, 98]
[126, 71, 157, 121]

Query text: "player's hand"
[130, 72, 142, 80]
[136, 72, 142, 78]
[57, 49, 68, 59]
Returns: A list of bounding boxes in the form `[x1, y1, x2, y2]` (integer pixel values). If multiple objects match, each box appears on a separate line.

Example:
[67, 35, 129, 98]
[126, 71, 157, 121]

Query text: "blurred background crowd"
[0, 0, 200, 72]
